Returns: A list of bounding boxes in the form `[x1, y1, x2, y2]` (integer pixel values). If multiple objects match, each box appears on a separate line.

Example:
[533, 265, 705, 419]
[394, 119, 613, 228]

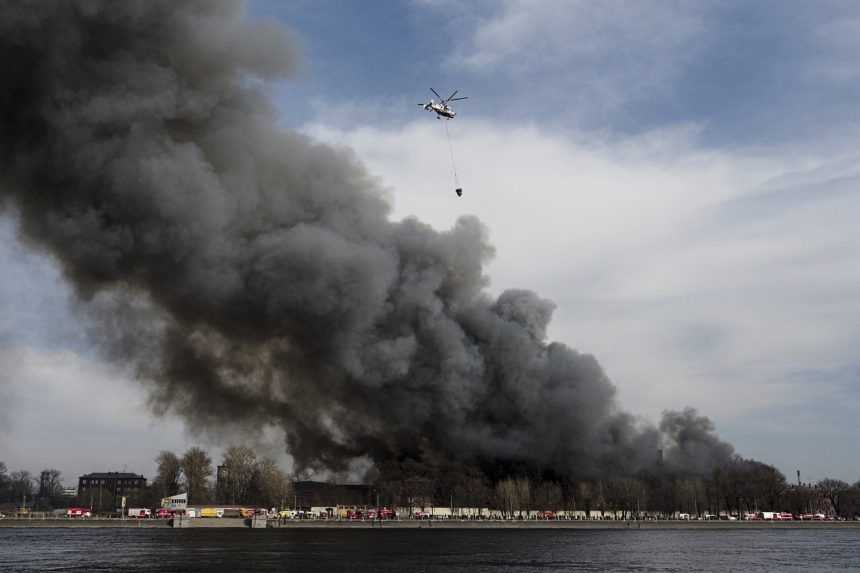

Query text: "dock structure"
[170, 515, 267, 528]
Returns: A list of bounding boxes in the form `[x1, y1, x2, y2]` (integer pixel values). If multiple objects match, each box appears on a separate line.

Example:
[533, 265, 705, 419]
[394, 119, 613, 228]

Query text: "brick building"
[78, 472, 147, 511]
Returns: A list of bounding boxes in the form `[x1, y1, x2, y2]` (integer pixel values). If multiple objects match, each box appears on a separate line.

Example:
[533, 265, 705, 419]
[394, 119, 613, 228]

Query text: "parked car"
[155, 508, 173, 519]
[0, 512, 5, 519]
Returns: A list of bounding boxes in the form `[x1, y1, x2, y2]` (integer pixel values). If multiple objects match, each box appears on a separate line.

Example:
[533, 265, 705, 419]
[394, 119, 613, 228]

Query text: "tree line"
[0, 462, 65, 509]
[373, 455, 860, 519]
[4, 453, 860, 518]
[150, 446, 293, 509]
[0, 447, 293, 512]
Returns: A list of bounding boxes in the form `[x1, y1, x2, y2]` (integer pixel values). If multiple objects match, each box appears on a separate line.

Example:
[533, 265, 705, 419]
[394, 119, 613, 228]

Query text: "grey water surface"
[1, 528, 858, 572]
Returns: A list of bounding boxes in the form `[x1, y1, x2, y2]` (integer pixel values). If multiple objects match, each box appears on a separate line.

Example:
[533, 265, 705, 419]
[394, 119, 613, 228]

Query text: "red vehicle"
[67, 507, 92, 518]
[155, 508, 174, 519]
[366, 508, 396, 520]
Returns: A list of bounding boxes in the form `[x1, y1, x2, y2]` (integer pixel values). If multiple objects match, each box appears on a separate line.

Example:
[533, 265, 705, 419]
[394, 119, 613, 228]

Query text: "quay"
[2, 517, 859, 530]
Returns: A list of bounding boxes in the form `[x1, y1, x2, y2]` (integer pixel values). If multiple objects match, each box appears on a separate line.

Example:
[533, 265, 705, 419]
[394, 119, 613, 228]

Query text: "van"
[200, 507, 224, 518]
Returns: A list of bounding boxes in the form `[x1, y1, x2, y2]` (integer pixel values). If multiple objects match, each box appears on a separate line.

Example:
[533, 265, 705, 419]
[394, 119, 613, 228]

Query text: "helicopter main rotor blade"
[449, 96, 468, 101]
[446, 90, 458, 102]
[430, 88, 442, 100]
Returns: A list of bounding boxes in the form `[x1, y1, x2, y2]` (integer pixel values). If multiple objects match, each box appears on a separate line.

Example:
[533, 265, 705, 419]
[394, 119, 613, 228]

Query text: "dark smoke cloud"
[0, 1, 732, 478]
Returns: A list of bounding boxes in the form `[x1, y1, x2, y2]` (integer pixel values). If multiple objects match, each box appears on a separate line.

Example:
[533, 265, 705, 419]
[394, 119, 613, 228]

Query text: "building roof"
[293, 480, 373, 507]
[79, 472, 145, 480]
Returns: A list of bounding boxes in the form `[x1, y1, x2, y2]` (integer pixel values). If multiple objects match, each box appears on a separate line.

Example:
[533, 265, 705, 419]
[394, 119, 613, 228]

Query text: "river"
[1, 527, 857, 572]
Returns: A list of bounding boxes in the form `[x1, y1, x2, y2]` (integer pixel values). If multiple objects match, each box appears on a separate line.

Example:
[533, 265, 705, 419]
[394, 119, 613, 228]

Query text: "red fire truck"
[67, 507, 92, 518]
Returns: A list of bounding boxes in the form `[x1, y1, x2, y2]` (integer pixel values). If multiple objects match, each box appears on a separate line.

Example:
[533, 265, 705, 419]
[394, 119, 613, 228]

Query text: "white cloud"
[442, 0, 707, 119]
[809, 16, 860, 82]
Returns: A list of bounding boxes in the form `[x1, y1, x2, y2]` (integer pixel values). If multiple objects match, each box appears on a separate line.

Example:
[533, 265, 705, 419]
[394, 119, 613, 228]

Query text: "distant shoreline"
[2, 518, 859, 530]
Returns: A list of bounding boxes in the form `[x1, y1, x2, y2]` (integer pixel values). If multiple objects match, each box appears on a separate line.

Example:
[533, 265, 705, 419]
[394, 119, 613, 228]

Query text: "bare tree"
[9, 470, 35, 508]
[514, 478, 531, 517]
[533, 481, 562, 513]
[577, 482, 593, 517]
[840, 483, 860, 519]
[0, 462, 10, 502]
[38, 469, 64, 508]
[251, 457, 291, 509]
[219, 446, 257, 504]
[817, 478, 850, 517]
[495, 478, 517, 518]
[452, 474, 492, 511]
[153, 451, 182, 499]
[494, 477, 531, 518]
[181, 447, 212, 505]
[594, 481, 608, 518]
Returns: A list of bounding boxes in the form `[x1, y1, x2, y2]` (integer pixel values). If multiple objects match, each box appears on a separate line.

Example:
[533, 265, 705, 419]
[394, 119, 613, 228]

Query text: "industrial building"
[77, 471, 147, 511]
[293, 481, 374, 509]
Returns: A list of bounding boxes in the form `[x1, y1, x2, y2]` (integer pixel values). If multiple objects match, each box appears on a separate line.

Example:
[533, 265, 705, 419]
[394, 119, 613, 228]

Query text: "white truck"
[128, 508, 152, 518]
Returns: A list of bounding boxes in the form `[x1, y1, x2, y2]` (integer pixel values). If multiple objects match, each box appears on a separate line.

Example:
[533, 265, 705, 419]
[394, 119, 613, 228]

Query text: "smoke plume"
[0, 1, 732, 478]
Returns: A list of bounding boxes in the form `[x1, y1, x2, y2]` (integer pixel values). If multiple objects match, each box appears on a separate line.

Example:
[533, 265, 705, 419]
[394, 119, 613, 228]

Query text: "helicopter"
[418, 88, 468, 119]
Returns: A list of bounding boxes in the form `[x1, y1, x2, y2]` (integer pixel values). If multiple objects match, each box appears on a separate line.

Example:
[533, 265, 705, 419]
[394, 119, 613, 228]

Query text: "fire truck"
[67, 507, 92, 518]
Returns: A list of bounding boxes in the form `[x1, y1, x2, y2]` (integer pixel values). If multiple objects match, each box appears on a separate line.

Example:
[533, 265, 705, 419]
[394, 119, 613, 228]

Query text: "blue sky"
[2, 0, 859, 484]
[251, 0, 860, 144]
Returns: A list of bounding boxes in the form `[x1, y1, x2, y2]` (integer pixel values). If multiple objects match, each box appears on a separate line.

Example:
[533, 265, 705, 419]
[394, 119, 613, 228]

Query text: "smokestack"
[0, 1, 735, 479]
[797, 470, 801, 486]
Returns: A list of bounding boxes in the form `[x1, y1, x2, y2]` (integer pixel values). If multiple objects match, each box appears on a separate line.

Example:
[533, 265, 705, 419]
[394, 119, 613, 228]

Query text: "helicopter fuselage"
[425, 102, 456, 119]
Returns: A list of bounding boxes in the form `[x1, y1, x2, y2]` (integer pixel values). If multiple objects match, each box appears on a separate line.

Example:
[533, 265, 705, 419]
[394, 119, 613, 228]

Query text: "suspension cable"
[443, 120, 460, 189]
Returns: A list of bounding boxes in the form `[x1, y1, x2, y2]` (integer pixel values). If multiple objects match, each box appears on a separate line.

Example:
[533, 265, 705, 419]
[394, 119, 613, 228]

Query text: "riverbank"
[0, 518, 167, 528]
[2, 518, 858, 529]
[267, 519, 860, 530]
